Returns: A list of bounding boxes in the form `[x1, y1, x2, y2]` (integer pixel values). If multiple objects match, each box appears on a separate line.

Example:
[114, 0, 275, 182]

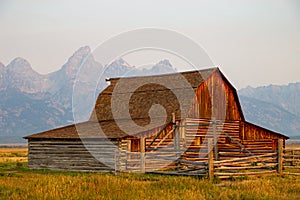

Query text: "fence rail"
[115, 139, 300, 179]
[283, 148, 300, 176]
[214, 152, 278, 179]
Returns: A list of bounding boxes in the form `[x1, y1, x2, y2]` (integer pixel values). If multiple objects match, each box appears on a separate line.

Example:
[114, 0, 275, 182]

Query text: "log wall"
[28, 138, 119, 172]
[241, 122, 286, 147]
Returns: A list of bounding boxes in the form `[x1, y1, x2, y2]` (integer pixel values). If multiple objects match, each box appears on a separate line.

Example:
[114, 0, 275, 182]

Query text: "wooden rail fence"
[115, 139, 300, 179]
[115, 139, 300, 180]
[283, 148, 300, 176]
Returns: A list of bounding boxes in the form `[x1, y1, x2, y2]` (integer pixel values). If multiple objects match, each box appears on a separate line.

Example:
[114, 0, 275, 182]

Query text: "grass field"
[0, 148, 27, 162]
[0, 148, 300, 200]
[286, 143, 300, 149]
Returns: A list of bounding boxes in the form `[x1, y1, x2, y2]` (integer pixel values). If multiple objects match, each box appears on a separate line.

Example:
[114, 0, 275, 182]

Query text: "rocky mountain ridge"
[0, 46, 299, 143]
[239, 84, 300, 138]
[0, 46, 177, 143]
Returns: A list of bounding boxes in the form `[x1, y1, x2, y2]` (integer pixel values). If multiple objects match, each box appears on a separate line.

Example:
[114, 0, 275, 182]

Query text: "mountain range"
[0, 46, 176, 143]
[239, 84, 300, 139]
[0, 46, 299, 143]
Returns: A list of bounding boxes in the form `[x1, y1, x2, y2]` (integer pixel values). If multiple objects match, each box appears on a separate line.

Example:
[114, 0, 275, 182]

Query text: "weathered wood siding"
[189, 71, 242, 121]
[121, 124, 174, 151]
[145, 124, 174, 149]
[241, 122, 286, 141]
[118, 118, 287, 172]
[28, 138, 119, 172]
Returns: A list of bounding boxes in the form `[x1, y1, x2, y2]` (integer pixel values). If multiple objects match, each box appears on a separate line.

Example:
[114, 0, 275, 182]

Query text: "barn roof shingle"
[23, 118, 168, 139]
[25, 68, 218, 139]
[89, 68, 217, 122]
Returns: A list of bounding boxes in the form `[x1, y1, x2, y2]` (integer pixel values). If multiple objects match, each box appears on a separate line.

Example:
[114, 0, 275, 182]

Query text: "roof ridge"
[106, 67, 218, 81]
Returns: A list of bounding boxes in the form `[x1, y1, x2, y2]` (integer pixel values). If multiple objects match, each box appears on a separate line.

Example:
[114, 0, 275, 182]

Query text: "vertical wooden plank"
[174, 121, 180, 167]
[127, 140, 131, 151]
[212, 118, 218, 161]
[277, 139, 283, 175]
[140, 137, 145, 173]
[28, 140, 31, 167]
[172, 112, 176, 124]
[208, 138, 214, 182]
[292, 149, 295, 166]
[114, 148, 118, 175]
[240, 121, 245, 140]
[174, 122, 180, 151]
[126, 140, 131, 171]
[181, 119, 186, 148]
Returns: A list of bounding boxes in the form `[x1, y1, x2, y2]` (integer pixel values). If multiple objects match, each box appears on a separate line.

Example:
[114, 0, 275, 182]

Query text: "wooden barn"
[24, 67, 288, 173]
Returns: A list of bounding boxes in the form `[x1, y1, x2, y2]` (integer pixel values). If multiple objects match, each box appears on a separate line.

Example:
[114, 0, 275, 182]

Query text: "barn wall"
[122, 123, 174, 150]
[241, 122, 286, 140]
[28, 138, 119, 172]
[118, 118, 287, 170]
[123, 118, 284, 153]
[240, 122, 286, 148]
[188, 71, 242, 121]
[145, 124, 174, 149]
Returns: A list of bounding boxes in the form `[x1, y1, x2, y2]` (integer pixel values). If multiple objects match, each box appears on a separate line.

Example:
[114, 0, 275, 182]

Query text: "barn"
[24, 67, 288, 173]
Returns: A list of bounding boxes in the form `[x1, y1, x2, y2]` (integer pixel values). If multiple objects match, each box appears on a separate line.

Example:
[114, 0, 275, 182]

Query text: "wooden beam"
[292, 149, 295, 166]
[208, 138, 214, 182]
[172, 112, 176, 124]
[277, 139, 283, 175]
[126, 140, 131, 172]
[151, 128, 175, 150]
[216, 126, 273, 170]
[240, 121, 245, 140]
[127, 140, 131, 151]
[140, 137, 145, 173]
[174, 122, 180, 151]
[212, 118, 218, 161]
[215, 170, 276, 177]
[181, 119, 186, 148]
[114, 149, 119, 175]
[174, 121, 181, 168]
[214, 152, 277, 164]
[147, 124, 168, 148]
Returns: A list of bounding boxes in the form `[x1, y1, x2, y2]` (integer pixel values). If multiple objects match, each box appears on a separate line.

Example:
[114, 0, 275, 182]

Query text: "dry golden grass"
[0, 169, 300, 200]
[0, 148, 300, 199]
[0, 148, 27, 162]
[286, 143, 300, 149]
[0, 148, 27, 153]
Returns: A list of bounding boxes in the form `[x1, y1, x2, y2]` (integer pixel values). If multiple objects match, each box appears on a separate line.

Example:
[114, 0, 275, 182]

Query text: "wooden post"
[127, 140, 131, 151]
[140, 137, 145, 173]
[114, 149, 117, 175]
[292, 149, 295, 166]
[28, 141, 31, 168]
[174, 121, 180, 168]
[277, 139, 283, 175]
[240, 122, 245, 140]
[114, 149, 119, 175]
[126, 140, 131, 171]
[172, 112, 176, 124]
[208, 138, 214, 181]
[181, 119, 186, 148]
[212, 118, 218, 161]
[174, 121, 180, 152]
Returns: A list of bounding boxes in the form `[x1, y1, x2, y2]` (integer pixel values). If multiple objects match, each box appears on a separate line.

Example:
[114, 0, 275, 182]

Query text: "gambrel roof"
[24, 67, 288, 139]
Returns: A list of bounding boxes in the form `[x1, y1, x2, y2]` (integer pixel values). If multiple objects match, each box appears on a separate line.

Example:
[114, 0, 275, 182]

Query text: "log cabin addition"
[24, 67, 288, 173]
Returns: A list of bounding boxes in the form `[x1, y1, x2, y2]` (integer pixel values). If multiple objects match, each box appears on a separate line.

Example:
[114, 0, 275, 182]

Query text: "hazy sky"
[0, 0, 299, 89]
